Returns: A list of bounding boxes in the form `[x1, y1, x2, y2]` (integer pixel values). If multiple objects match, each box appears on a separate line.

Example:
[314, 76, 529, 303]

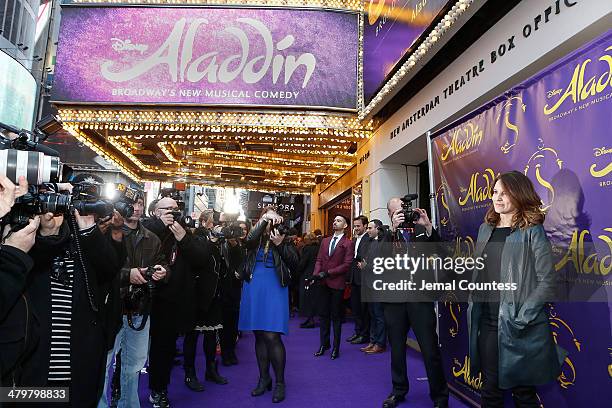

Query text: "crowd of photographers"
[0, 172, 257, 408]
[0, 165, 441, 408]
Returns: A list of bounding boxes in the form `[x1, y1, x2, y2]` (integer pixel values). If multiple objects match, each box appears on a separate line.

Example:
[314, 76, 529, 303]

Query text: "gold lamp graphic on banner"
[497, 96, 526, 154]
[524, 139, 564, 211]
[548, 305, 581, 389]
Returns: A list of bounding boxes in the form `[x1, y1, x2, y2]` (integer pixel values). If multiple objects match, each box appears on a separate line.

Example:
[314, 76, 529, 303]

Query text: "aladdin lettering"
[459, 168, 498, 207]
[555, 228, 612, 276]
[101, 18, 317, 88]
[440, 123, 483, 161]
[544, 45, 612, 115]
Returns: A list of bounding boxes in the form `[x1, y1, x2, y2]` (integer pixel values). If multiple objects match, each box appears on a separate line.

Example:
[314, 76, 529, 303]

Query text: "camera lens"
[73, 200, 114, 217]
[39, 193, 71, 214]
[0, 149, 62, 184]
[114, 201, 134, 218]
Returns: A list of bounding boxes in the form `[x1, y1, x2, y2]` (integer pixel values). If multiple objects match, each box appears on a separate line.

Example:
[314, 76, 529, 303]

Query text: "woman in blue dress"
[239, 207, 299, 403]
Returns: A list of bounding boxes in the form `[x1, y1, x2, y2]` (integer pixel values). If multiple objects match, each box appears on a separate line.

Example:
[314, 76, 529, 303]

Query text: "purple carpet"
[132, 318, 469, 407]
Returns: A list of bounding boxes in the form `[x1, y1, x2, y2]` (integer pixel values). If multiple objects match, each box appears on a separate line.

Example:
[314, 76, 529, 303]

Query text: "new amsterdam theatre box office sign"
[51, 6, 359, 110]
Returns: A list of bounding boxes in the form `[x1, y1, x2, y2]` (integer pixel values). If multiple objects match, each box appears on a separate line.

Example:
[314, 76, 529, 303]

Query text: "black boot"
[251, 377, 273, 396]
[272, 382, 286, 403]
[300, 318, 315, 328]
[184, 366, 205, 392]
[314, 345, 330, 357]
[205, 360, 228, 384]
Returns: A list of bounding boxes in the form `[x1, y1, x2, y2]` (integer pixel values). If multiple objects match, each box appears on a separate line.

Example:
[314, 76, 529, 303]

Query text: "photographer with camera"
[0, 176, 41, 386]
[14, 189, 123, 406]
[143, 197, 209, 408]
[219, 221, 246, 367]
[238, 207, 298, 403]
[380, 196, 448, 408]
[98, 193, 166, 408]
[182, 217, 244, 391]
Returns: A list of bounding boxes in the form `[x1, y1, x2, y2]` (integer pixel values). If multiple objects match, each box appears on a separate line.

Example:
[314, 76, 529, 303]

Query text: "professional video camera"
[126, 266, 157, 331]
[110, 183, 140, 219]
[0, 182, 114, 232]
[399, 193, 420, 230]
[0, 117, 68, 185]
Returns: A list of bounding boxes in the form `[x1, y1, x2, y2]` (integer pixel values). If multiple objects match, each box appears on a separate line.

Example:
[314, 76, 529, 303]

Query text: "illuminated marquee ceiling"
[59, 108, 372, 194]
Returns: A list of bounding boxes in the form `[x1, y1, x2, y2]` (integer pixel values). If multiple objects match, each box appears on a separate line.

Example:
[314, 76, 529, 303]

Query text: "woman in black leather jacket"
[238, 208, 298, 403]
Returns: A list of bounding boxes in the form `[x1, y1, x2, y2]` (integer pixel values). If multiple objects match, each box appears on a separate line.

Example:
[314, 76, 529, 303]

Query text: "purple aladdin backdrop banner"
[52, 7, 358, 109]
[363, 0, 449, 103]
[430, 31, 612, 406]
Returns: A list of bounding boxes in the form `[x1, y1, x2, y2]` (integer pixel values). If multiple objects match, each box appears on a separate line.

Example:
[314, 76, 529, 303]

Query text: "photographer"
[0, 176, 40, 385]
[182, 219, 244, 391]
[143, 197, 209, 408]
[380, 197, 448, 408]
[219, 221, 246, 366]
[98, 194, 166, 408]
[238, 207, 299, 403]
[17, 200, 122, 406]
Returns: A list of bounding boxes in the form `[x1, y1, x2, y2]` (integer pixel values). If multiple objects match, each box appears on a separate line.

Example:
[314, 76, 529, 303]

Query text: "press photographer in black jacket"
[380, 197, 448, 408]
[21, 207, 121, 408]
[143, 197, 209, 408]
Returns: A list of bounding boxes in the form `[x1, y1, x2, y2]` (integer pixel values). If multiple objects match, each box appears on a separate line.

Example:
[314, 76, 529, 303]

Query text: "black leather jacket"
[240, 219, 299, 287]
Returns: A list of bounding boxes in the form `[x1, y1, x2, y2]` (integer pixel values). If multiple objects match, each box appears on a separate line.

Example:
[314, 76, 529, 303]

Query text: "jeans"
[98, 315, 150, 408]
[368, 302, 386, 346]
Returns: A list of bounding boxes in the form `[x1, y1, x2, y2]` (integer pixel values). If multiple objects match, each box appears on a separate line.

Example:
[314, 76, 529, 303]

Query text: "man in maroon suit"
[312, 214, 354, 360]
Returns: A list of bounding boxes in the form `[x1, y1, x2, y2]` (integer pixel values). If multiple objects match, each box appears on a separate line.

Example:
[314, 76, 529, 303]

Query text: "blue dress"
[239, 247, 289, 334]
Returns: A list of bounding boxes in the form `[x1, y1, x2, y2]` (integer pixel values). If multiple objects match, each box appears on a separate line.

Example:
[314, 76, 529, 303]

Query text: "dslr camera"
[126, 266, 157, 331]
[399, 193, 420, 229]
[170, 211, 196, 229]
[273, 223, 290, 236]
[211, 223, 244, 242]
[1, 182, 114, 231]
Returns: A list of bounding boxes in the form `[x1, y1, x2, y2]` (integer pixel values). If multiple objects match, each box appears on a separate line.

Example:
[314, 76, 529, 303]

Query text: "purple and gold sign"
[431, 31, 612, 406]
[52, 7, 358, 109]
[363, 0, 449, 103]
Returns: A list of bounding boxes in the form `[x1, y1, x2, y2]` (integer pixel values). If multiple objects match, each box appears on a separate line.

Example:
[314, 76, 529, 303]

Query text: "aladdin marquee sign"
[52, 7, 358, 109]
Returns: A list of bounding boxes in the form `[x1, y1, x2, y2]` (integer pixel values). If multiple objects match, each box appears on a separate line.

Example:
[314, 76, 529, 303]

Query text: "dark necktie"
[330, 236, 338, 256]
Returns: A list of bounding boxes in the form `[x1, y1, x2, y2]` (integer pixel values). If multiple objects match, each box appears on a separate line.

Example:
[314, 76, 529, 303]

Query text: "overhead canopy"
[59, 108, 370, 193]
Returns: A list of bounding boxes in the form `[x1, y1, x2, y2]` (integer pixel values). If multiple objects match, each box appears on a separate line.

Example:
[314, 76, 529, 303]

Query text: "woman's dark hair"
[485, 171, 545, 229]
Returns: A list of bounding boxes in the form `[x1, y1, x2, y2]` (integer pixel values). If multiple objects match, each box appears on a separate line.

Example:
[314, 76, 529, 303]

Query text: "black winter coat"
[297, 243, 319, 281]
[20, 220, 121, 407]
[0, 246, 37, 386]
[142, 218, 209, 333]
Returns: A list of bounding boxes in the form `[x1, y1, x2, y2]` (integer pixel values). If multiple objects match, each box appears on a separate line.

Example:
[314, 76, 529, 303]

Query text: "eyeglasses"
[158, 207, 179, 211]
